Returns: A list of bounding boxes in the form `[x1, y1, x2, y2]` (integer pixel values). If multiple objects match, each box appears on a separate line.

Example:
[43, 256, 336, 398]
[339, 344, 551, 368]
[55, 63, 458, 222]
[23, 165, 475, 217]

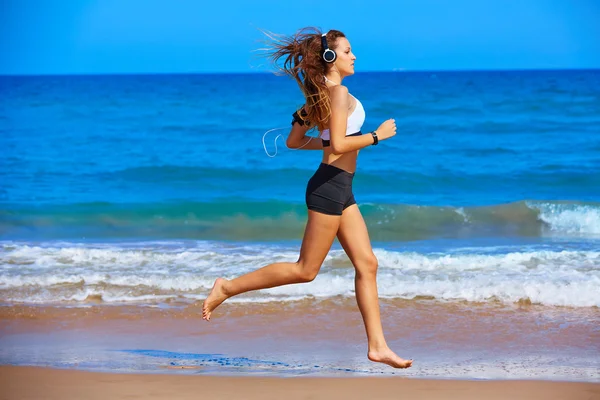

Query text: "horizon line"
[1, 67, 599, 78]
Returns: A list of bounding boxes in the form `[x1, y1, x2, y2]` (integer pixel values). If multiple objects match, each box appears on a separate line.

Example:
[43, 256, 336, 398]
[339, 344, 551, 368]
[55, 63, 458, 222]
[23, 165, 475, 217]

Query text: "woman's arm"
[328, 86, 376, 155]
[329, 86, 396, 155]
[286, 112, 323, 150]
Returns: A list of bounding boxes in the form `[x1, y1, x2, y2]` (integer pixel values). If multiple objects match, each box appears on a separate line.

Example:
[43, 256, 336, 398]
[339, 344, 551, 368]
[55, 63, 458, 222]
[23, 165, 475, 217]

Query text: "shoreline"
[1, 301, 598, 382]
[2, 366, 599, 400]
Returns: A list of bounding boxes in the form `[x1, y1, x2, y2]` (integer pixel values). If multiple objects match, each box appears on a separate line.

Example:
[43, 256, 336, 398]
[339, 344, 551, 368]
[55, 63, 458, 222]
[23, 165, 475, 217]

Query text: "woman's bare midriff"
[321, 149, 359, 173]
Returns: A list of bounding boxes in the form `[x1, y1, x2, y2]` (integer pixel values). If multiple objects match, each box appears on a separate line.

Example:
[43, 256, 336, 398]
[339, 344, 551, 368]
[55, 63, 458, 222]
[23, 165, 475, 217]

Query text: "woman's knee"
[294, 261, 320, 283]
[358, 253, 378, 276]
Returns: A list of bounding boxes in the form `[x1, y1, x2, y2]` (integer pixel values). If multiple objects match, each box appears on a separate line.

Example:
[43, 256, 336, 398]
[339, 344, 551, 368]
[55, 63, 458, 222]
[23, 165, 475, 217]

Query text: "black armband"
[291, 107, 309, 126]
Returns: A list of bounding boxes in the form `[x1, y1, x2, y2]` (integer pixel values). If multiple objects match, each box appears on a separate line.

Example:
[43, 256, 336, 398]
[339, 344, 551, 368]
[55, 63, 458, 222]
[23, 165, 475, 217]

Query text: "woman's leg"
[202, 210, 341, 320]
[337, 204, 413, 368]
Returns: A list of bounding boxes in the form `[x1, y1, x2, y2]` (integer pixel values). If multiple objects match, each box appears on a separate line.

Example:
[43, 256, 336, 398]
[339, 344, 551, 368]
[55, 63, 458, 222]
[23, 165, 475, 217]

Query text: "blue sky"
[1, 0, 599, 74]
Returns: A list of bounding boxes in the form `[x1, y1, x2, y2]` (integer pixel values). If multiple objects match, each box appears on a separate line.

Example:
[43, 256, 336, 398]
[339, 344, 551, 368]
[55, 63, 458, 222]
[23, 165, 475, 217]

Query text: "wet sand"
[2, 365, 599, 400]
[1, 299, 599, 381]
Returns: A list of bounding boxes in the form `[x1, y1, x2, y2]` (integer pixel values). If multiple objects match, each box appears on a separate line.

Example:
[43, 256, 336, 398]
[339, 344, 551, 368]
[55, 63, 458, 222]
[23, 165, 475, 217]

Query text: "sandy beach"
[2, 365, 599, 400]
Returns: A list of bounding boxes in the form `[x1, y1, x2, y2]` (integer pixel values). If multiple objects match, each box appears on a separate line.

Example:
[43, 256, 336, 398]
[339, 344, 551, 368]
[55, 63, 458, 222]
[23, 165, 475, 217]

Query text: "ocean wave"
[530, 202, 600, 235]
[2, 200, 600, 241]
[1, 242, 598, 307]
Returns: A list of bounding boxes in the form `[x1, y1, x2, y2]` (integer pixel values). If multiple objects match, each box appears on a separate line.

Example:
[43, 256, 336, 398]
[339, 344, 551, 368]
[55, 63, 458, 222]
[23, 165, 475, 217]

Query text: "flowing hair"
[261, 27, 346, 132]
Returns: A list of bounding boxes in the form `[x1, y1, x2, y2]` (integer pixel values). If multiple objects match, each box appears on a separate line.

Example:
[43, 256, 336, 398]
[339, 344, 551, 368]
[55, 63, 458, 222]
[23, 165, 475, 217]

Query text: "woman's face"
[333, 37, 356, 77]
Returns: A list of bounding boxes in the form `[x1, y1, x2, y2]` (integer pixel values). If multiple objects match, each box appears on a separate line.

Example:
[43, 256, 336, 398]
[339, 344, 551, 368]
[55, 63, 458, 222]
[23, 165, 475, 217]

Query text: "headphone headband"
[321, 32, 336, 63]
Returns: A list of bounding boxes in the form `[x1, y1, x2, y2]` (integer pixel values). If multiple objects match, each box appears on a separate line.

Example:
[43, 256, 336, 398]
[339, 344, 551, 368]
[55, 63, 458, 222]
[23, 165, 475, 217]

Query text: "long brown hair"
[263, 27, 346, 132]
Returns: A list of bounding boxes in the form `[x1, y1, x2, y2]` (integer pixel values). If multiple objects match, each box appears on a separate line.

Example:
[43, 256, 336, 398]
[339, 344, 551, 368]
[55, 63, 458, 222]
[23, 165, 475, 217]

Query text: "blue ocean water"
[1, 70, 599, 307]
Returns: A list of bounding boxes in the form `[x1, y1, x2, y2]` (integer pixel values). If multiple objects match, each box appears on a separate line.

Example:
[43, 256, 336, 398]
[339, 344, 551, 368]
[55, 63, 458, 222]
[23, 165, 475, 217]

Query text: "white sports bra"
[321, 94, 366, 143]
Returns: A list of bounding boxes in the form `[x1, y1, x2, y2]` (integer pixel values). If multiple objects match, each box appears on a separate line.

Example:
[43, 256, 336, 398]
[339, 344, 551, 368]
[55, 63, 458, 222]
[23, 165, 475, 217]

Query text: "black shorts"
[305, 163, 356, 216]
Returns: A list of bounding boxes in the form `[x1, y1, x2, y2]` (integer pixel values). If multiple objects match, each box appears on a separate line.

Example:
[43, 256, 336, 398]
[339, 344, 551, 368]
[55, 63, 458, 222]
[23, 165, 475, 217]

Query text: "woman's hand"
[375, 119, 397, 140]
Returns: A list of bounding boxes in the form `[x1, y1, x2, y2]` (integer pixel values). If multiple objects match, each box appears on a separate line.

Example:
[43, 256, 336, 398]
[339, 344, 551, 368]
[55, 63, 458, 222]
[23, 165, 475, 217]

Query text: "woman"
[202, 28, 412, 369]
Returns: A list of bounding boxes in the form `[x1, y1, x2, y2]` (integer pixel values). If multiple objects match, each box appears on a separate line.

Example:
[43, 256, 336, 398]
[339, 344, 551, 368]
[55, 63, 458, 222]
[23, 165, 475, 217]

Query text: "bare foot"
[202, 278, 229, 321]
[368, 347, 413, 369]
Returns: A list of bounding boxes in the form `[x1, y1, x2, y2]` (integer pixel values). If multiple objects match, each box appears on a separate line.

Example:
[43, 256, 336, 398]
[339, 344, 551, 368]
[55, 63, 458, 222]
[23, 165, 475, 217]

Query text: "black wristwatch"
[370, 130, 379, 145]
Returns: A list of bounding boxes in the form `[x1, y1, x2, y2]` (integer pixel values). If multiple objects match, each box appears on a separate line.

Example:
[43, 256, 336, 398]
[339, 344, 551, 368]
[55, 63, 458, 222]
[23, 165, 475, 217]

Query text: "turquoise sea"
[1, 70, 599, 307]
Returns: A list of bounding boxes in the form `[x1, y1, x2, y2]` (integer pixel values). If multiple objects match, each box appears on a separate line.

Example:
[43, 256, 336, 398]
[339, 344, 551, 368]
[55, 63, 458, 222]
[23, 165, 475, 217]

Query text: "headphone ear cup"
[323, 49, 336, 63]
